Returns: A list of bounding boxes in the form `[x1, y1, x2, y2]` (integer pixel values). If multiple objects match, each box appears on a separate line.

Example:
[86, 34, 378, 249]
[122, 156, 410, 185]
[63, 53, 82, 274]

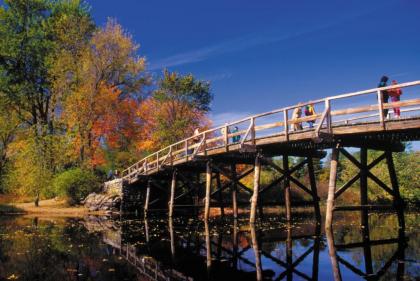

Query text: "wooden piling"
[360, 147, 373, 275]
[286, 222, 293, 281]
[144, 180, 151, 216]
[216, 172, 224, 217]
[169, 170, 177, 218]
[386, 151, 405, 229]
[307, 156, 321, 222]
[205, 220, 212, 270]
[169, 218, 175, 258]
[250, 155, 261, 224]
[325, 226, 342, 281]
[204, 161, 212, 221]
[360, 147, 369, 227]
[325, 148, 339, 230]
[283, 154, 291, 222]
[231, 164, 238, 219]
[250, 223, 263, 281]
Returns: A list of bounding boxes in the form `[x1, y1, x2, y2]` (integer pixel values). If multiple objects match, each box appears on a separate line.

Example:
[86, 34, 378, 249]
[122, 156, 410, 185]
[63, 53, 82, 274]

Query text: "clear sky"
[90, 0, 420, 147]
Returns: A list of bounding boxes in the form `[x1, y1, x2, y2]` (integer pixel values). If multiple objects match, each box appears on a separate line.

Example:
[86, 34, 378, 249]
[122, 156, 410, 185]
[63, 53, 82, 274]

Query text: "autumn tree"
[62, 19, 148, 168]
[139, 70, 212, 151]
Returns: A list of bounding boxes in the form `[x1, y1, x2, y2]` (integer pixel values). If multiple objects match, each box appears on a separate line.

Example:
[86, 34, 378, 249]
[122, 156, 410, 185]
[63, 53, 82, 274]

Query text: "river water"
[0, 211, 418, 281]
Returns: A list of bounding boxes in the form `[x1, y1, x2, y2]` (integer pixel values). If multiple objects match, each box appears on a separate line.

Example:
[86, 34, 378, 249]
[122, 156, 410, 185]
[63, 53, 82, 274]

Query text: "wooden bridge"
[111, 80, 420, 229]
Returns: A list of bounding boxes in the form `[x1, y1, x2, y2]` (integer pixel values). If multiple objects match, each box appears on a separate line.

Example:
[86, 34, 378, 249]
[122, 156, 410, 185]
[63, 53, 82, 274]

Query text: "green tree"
[0, 94, 20, 192]
[140, 69, 213, 149]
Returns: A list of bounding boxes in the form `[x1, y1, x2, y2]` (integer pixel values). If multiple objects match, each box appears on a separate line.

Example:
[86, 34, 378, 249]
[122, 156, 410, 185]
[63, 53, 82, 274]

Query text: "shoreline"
[0, 198, 108, 217]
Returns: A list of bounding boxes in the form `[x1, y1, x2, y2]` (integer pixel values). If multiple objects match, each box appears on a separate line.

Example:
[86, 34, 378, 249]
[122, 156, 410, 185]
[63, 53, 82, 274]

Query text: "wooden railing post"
[377, 90, 385, 128]
[156, 151, 159, 172]
[251, 117, 256, 145]
[283, 109, 289, 141]
[203, 133, 207, 156]
[325, 99, 332, 133]
[224, 124, 229, 150]
[184, 140, 189, 159]
[169, 146, 173, 166]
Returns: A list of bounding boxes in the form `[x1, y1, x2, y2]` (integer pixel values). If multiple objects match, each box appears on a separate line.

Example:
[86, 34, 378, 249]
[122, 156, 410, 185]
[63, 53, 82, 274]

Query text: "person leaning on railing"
[291, 104, 303, 131]
[389, 80, 402, 118]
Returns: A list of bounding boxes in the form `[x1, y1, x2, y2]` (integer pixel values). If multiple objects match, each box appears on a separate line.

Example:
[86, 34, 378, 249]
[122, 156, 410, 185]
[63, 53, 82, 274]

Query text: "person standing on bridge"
[291, 104, 303, 131]
[304, 103, 316, 128]
[389, 80, 402, 118]
[231, 126, 240, 143]
[378, 75, 390, 118]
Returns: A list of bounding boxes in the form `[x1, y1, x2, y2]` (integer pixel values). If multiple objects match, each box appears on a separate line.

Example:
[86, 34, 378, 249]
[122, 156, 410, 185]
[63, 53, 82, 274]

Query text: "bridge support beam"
[283, 154, 291, 222]
[168, 170, 177, 218]
[231, 164, 238, 219]
[204, 161, 212, 221]
[216, 172, 224, 217]
[250, 155, 261, 224]
[325, 146, 406, 231]
[144, 180, 151, 216]
[308, 156, 321, 222]
[325, 148, 339, 231]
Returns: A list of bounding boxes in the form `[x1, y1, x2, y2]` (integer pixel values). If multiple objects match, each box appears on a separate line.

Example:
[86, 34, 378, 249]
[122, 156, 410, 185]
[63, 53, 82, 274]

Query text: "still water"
[0, 211, 418, 281]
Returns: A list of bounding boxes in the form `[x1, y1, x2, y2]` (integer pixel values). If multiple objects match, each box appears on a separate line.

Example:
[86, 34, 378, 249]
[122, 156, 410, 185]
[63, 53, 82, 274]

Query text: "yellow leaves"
[6, 274, 19, 280]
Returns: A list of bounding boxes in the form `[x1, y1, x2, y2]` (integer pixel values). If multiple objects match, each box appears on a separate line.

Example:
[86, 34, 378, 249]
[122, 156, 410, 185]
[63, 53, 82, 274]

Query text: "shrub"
[53, 168, 101, 205]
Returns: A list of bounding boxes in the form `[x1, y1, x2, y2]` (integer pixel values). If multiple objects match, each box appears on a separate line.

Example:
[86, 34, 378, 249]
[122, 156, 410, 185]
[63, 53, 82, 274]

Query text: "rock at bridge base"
[82, 193, 121, 212]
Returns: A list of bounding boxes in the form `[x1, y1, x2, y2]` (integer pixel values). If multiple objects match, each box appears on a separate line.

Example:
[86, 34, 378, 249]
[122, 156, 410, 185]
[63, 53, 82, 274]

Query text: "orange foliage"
[64, 84, 142, 167]
[137, 97, 211, 152]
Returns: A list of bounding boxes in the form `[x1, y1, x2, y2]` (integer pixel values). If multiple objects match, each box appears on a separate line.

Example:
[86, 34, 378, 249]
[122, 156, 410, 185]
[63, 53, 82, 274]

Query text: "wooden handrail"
[120, 80, 420, 180]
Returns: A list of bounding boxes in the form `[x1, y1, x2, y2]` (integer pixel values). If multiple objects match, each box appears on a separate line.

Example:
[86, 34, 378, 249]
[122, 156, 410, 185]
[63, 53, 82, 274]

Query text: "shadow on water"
[0, 210, 419, 280]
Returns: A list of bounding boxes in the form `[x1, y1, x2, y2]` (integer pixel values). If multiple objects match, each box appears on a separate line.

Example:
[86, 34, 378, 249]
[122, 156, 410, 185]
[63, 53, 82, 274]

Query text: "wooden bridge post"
[250, 223, 263, 281]
[360, 147, 369, 226]
[231, 164, 238, 219]
[144, 180, 151, 216]
[386, 151, 405, 229]
[286, 222, 293, 281]
[325, 148, 339, 230]
[204, 161, 212, 221]
[360, 147, 374, 275]
[307, 156, 321, 222]
[205, 220, 212, 272]
[168, 170, 177, 218]
[283, 154, 292, 222]
[169, 218, 175, 258]
[216, 172, 224, 217]
[326, 226, 342, 281]
[250, 155, 261, 224]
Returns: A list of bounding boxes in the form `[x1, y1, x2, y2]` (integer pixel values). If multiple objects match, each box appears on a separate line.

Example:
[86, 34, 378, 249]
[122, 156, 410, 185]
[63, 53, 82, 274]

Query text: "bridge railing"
[121, 80, 420, 182]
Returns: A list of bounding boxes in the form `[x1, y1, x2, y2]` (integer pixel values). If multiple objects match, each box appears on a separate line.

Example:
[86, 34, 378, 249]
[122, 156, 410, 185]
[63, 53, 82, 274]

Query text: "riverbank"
[0, 197, 107, 217]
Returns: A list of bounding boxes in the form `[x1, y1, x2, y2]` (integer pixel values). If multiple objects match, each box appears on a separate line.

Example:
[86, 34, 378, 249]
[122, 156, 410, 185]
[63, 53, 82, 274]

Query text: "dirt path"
[13, 198, 105, 217]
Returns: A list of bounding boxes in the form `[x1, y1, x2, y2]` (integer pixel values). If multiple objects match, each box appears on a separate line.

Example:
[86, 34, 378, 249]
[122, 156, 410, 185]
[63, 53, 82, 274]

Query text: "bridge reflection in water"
[83, 210, 410, 280]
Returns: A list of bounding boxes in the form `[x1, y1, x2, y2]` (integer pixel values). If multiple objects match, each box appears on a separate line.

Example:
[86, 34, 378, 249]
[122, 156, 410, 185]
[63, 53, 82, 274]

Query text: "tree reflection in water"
[0, 211, 418, 280]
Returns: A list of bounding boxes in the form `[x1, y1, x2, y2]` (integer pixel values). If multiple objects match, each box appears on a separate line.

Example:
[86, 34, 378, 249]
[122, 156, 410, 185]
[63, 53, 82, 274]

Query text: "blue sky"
[90, 0, 420, 147]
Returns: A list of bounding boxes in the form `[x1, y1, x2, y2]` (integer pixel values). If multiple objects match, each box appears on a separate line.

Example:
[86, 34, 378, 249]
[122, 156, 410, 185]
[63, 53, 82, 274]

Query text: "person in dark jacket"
[378, 75, 389, 118]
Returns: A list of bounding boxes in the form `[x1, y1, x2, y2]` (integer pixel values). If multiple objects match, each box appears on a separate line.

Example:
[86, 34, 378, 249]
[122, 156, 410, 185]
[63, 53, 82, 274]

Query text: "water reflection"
[326, 209, 407, 281]
[0, 212, 418, 280]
